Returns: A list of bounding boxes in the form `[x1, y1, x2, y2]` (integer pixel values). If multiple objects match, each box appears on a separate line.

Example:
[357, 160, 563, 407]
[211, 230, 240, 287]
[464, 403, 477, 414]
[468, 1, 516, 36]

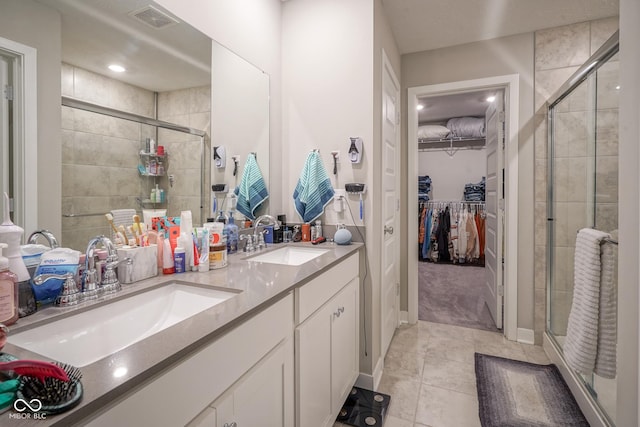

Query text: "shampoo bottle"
[0, 243, 18, 326]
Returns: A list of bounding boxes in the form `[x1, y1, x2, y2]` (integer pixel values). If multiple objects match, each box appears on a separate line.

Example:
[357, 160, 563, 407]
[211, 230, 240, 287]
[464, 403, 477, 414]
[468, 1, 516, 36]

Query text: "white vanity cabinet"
[86, 293, 294, 427]
[295, 253, 360, 427]
[189, 337, 293, 427]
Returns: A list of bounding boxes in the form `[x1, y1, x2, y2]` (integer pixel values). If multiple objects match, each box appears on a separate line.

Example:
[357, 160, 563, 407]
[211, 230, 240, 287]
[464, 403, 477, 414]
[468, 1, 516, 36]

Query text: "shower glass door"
[547, 48, 619, 424]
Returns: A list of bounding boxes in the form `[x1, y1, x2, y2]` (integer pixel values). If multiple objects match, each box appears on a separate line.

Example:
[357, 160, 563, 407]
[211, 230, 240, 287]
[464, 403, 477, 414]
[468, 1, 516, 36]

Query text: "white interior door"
[381, 52, 400, 356]
[483, 93, 504, 329]
[0, 54, 10, 203]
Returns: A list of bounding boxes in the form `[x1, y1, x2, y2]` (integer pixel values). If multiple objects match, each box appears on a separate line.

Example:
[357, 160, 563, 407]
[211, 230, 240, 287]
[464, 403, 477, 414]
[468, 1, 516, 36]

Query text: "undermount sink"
[9, 283, 240, 367]
[247, 246, 330, 266]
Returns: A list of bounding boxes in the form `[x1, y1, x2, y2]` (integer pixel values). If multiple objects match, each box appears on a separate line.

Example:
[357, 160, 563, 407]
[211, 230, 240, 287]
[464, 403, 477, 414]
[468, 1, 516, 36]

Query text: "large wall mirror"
[1, 0, 269, 251]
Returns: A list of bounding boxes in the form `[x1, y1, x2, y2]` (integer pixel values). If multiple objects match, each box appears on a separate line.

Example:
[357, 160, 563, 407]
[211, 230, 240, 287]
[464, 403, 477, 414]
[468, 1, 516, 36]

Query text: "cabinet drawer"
[87, 293, 294, 427]
[295, 253, 358, 324]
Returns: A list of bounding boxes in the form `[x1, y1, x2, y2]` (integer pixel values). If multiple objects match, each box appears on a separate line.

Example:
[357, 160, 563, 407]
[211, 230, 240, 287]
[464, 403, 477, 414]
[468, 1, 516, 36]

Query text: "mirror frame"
[0, 35, 37, 233]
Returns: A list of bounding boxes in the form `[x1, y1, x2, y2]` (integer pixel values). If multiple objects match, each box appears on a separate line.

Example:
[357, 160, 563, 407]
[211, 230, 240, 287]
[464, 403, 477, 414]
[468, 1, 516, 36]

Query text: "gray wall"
[400, 33, 536, 333]
[617, 0, 639, 424]
[0, 0, 62, 238]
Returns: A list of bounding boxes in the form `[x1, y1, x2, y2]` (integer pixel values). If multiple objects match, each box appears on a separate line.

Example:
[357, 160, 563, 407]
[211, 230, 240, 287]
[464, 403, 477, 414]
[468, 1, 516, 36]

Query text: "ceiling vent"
[129, 5, 179, 30]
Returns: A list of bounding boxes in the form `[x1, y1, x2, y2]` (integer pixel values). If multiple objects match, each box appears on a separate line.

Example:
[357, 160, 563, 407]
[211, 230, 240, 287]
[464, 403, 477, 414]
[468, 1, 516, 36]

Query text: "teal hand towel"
[234, 153, 268, 220]
[293, 151, 335, 223]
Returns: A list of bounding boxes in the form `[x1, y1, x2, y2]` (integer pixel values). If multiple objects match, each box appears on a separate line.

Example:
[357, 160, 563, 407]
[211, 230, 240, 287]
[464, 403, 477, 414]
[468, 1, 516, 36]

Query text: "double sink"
[8, 245, 330, 367]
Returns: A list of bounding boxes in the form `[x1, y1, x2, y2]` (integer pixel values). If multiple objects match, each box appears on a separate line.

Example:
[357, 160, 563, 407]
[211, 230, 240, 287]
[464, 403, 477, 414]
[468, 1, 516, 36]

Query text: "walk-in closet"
[416, 89, 503, 332]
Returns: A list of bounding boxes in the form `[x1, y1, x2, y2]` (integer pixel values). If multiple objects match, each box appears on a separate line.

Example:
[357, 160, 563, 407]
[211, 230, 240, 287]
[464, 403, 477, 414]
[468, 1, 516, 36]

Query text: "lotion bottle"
[0, 243, 18, 326]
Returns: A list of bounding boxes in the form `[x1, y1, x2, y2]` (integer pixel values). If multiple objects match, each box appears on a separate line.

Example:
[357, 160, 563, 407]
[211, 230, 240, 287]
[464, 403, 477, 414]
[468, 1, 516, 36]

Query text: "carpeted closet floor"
[418, 261, 499, 332]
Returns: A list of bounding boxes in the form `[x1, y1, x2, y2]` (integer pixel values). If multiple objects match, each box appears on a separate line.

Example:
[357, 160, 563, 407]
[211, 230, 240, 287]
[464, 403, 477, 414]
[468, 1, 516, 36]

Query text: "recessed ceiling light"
[108, 64, 126, 73]
[416, 104, 425, 111]
[616, 85, 620, 90]
[486, 96, 496, 103]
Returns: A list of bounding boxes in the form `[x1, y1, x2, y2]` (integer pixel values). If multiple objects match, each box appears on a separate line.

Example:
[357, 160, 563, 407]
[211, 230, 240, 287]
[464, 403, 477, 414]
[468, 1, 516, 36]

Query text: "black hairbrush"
[17, 362, 83, 415]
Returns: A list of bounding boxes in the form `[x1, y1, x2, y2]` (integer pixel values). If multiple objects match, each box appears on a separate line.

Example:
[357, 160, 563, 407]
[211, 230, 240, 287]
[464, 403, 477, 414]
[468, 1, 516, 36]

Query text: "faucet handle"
[32, 273, 80, 307]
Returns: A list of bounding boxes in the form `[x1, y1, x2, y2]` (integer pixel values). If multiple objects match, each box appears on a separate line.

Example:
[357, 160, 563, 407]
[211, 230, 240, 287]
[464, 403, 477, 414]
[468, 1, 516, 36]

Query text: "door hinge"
[396, 282, 400, 296]
[4, 85, 13, 101]
[497, 284, 504, 297]
[498, 111, 505, 123]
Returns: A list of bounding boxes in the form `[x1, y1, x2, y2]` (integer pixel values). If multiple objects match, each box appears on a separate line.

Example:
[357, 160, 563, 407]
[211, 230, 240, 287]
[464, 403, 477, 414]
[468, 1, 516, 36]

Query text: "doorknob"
[384, 225, 394, 235]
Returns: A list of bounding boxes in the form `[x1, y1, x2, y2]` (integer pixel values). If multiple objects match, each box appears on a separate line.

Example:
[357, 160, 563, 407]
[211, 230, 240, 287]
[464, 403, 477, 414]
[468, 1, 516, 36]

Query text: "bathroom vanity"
[3, 242, 362, 427]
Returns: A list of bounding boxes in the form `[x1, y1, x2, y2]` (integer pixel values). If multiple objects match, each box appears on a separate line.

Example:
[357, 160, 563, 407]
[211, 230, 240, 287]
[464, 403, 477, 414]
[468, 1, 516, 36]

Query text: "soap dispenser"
[0, 243, 18, 326]
[0, 193, 32, 317]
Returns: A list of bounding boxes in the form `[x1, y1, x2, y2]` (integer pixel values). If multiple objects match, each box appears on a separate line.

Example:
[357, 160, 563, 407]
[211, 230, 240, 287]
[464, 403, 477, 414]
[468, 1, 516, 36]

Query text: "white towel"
[594, 231, 617, 379]
[564, 228, 610, 376]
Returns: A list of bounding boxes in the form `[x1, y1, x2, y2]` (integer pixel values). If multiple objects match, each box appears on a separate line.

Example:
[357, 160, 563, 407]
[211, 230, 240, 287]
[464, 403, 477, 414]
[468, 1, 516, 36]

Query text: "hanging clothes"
[436, 207, 451, 262]
[417, 201, 485, 266]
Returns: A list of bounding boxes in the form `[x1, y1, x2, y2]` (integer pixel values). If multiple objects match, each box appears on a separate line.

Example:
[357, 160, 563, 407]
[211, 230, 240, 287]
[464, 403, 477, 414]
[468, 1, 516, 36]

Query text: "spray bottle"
[0, 193, 34, 317]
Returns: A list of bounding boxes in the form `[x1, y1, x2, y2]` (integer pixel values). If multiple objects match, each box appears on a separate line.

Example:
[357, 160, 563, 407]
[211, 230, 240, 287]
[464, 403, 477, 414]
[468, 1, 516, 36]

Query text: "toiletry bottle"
[0, 243, 18, 326]
[162, 238, 175, 274]
[315, 220, 322, 238]
[95, 249, 108, 285]
[174, 246, 186, 273]
[0, 193, 32, 317]
[225, 213, 238, 254]
[301, 223, 311, 242]
[310, 223, 317, 241]
[149, 138, 157, 154]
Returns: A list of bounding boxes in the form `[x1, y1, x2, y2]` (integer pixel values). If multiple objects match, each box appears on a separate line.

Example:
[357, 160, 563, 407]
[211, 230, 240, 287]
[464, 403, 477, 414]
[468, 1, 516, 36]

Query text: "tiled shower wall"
[533, 17, 618, 343]
[61, 64, 210, 251]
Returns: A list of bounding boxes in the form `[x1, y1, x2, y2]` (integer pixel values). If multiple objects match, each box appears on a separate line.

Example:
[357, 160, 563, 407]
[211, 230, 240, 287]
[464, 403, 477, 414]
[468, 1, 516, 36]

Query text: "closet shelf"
[418, 137, 485, 157]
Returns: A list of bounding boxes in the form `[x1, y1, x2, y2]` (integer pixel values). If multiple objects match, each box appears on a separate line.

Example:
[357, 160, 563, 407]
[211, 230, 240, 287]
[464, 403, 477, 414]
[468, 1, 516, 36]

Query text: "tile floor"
[372, 320, 550, 427]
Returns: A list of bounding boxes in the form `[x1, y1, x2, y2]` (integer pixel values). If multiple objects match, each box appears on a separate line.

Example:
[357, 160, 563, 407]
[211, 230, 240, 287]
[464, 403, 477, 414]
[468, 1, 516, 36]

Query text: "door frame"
[380, 49, 401, 356]
[0, 36, 38, 234]
[407, 74, 519, 341]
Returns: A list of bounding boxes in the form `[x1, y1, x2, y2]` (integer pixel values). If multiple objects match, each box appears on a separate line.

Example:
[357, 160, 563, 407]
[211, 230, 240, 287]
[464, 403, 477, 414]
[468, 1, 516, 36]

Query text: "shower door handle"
[384, 225, 394, 235]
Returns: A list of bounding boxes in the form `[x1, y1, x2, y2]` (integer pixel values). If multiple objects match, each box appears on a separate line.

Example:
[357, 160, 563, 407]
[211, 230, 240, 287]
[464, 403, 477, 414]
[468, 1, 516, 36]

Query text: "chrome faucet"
[84, 235, 125, 296]
[27, 229, 60, 248]
[252, 215, 280, 249]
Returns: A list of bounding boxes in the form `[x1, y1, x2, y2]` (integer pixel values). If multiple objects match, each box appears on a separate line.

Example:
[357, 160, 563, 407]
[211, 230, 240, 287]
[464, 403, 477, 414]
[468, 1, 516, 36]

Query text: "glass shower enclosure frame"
[546, 31, 619, 426]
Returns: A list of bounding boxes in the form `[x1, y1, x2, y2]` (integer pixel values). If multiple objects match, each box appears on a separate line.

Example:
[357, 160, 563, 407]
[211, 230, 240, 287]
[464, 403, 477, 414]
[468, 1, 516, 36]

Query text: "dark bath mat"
[336, 386, 391, 427]
[475, 352, 589, 426]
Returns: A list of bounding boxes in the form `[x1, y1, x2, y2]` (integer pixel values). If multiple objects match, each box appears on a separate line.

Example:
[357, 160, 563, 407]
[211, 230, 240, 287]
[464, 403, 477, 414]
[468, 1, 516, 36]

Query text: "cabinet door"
[215, 338, 293, 427]
[296, 303, 333, 427]
[330, 278, 359, 413]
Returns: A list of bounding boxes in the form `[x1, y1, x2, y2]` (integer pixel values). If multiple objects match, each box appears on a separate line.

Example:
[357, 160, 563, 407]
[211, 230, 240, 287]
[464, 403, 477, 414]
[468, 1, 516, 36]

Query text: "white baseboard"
[356, 356, 385, 391]
[516, 328, 535, 345]
[400, 310, 409, 324]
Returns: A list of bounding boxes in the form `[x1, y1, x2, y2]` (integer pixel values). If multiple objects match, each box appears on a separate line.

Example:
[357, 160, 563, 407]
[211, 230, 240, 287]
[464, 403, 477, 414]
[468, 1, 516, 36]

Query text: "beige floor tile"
[522, 344, 551, 364]
[390, 324, 431, 355]
[422, 355, 477, 395]
[424, 335, 476, 364]
[380, 415, 413, 427]
[475, 338, 528, 362]
[419, 321, 476, 343]
[384, 347, 425, 380]
[471, 328, 506, 345]
[377, 374, 421, 422]
[414, 383, 481, 427]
